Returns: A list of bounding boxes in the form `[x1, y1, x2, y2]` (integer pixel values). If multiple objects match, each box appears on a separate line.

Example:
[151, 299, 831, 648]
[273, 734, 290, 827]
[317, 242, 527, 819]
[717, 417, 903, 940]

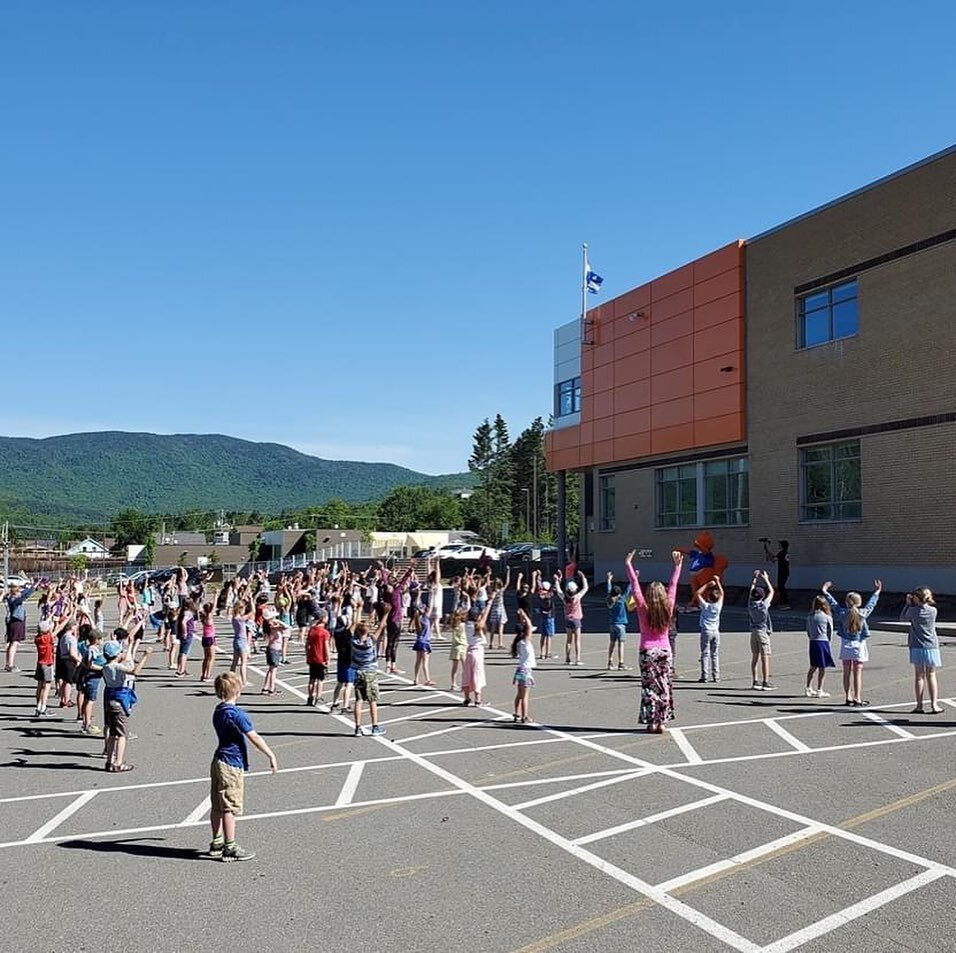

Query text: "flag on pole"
[585, 259, 603, 294]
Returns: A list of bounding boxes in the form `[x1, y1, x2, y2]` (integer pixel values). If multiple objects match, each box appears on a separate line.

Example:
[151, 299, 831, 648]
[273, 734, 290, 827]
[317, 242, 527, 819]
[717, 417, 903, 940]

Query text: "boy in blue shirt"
[210, 671, 278, 862]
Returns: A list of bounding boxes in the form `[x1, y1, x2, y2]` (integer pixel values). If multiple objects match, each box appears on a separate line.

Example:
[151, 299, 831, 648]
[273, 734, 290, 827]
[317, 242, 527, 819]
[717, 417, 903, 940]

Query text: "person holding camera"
[762, 538, 790, 608]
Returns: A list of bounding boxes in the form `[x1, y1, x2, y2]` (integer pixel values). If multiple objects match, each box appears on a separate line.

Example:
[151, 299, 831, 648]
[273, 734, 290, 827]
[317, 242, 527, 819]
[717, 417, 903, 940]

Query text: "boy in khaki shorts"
[210, 671, 278, 862]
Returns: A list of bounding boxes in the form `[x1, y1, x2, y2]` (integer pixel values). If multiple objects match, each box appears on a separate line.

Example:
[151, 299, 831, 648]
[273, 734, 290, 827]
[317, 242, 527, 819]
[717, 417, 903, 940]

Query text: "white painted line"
[179, 796, 211, 826]
[573, 794, 729, 846]
[762, 869, 947, 953]
[863, 710, 915, 739]
[481, 768, 637, 793]
[392, 692, 450, 706]
[764, 719, 812, 752]
[511, 770, 650, 811]
[0, 787, 466, 850]
[656, 827, 823, 892]
[421, 733, 589, 757]
[396, 718, 506, 745]
[669, 728, 703, 764]
[335, 762, 365, 807]
[537, 728, 956, 878]
[376, 705, 461, 726]
[24, 791, 99, 843]
[941, 697, 956, 709]
[358, 732, 760, 950]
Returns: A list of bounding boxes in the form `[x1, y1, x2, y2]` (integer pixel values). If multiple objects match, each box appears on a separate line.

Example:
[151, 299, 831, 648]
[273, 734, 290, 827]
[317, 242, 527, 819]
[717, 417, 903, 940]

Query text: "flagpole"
[581, 242, 589, 345]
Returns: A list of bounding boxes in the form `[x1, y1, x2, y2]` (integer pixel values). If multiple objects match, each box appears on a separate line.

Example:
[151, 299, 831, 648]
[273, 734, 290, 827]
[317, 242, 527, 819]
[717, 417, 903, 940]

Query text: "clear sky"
[2, 1, 953, 474]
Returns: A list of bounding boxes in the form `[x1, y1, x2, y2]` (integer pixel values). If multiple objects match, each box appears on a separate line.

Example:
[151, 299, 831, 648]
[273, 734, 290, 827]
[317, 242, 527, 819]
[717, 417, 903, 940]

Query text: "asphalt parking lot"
[2, 603, 956, 953]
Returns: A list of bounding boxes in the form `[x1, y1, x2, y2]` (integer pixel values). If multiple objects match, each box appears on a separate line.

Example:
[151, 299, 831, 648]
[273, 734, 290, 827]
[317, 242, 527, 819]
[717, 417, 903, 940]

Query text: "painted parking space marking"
[763, 719, 812, 752]
[573, 794, 729, 847]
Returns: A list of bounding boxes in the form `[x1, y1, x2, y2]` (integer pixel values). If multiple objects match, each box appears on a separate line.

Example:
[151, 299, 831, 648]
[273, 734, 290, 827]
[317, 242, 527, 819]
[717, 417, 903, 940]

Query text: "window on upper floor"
[800, 440, 861, 521]
[555, 376, 582, 418]
[797, 278, 858, 348]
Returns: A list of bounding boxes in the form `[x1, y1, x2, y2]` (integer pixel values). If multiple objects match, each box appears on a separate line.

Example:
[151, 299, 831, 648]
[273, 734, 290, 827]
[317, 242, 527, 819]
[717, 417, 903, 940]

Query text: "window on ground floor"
[800, 440, 861, 521]
[656, 456, 749, 528]
[598, 474, 616, 531]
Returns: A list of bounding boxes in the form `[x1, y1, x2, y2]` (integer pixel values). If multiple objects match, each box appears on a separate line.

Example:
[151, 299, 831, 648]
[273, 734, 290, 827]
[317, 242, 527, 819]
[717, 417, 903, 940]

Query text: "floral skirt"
[639, 647, 674, 725]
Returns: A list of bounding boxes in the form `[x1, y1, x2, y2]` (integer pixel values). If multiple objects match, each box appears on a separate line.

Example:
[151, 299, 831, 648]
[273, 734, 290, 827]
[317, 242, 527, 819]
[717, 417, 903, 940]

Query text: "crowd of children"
[2, 556, 944, 861]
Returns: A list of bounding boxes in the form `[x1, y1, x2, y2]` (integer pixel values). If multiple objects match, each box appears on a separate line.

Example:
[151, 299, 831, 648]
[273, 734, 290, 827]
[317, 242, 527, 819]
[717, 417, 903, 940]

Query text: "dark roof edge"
[748, 142, 956, 243]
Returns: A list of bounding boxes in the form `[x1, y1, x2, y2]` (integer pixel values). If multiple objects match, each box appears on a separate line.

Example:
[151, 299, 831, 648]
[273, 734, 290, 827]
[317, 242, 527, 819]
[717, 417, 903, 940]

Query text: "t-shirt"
[806, 610, 833, 642]
[333, 627, 352, 667]
[749, 597, 772, 633]
[351, 637, 377, 673]
[699, 599, 723, 635]
[306, 625, 331, 665]
[102, 659, 134, 689]
[213, 702, 254, 770]
[58, 630, 78, 659]
[35, 632, 55, 667]
[901, 604, 938, 650]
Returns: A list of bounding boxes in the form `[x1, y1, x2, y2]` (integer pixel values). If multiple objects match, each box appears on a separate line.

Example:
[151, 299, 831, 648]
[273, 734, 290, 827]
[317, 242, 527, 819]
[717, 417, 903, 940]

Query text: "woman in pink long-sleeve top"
[624, 549, 683, 733]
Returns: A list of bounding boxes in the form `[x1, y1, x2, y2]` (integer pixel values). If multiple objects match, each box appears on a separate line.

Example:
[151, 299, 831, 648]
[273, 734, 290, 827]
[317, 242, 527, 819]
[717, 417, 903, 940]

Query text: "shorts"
[296, 607, 312, 629]
[566, 618, 582, 632]
[210, 759, 245, 815]
[34, 663, 54, 684]
[609, 624, 627, 642]
[233, 639, 249, 656]
[178, 636, 194, 659]
[513, 666, 535, 686]
[104, 699, 129, 738]
[540, 617, 555, 637]
[5, 619, 25, 643]
[412, 637, 432, 654]
[309, 662, 328, 680]
[750, 630, 772, 654]
[55, 657, 78, 684]
[84, 677, 101, 702]
[909, 647, 942, 669]
[354, 670, 380, 702]
[336, 662, 355, 684]
[265, 647, 281, 668]
[201, 637, 216, 649]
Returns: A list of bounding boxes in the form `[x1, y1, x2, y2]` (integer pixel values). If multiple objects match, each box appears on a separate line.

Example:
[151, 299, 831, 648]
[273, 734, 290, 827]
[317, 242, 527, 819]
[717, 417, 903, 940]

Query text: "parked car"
[450, 544, 501, 561]
[435, 544, 466, 558]
[4, 573, 32, 588]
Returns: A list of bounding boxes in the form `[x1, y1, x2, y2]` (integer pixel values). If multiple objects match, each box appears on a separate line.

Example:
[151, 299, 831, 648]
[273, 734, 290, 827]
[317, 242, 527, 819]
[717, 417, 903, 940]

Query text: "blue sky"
[2, 1, 953, 473]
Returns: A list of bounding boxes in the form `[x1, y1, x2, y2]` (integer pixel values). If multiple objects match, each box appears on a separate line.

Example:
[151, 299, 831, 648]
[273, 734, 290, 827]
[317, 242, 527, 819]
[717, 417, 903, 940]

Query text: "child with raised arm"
[511, 608, 536, 724]
[805, 596, 835, 697]
[696, 577, 723, 683]
[305, 609, 332, 708]
[606, 571, 631, 671]
[533, 570, 556, 660]
[461, 601, 491, 707]
[625, 550, 682, 733]
[748, 570, 775, 691]
[209, 671, 278, 862]
[902, 587, 943, 714]
[822, 579, 881, 707]
[554, 570, 588, 666]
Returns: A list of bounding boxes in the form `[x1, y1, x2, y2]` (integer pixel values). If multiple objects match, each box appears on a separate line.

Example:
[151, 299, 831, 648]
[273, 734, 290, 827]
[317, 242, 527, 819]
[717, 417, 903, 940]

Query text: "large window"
[656, 457, 749, 528]
[800, 440, 861, 521]
[598, 474, 616, 531]
[797, 279, 858, 348]
[555, 377, 581, 417]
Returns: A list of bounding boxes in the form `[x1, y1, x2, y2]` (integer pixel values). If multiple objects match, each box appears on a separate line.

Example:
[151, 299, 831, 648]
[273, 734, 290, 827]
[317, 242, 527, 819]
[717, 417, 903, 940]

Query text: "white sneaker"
[816, 690, 831, 698]
[805, 688, 817, 697]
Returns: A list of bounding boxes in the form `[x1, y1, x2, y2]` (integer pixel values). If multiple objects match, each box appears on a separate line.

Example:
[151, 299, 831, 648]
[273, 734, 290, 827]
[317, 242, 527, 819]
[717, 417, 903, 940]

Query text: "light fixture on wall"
[627, 311, 647, 322]
[719, 365, 735, 373]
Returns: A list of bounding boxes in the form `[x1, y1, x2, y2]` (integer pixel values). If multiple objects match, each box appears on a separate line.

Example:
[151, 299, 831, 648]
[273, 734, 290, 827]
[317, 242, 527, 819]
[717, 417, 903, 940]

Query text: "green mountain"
[0, 432, 473, 522]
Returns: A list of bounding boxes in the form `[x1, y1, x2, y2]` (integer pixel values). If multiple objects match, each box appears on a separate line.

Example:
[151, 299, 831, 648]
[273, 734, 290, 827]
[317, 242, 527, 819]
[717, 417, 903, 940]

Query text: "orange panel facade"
[546, 240, 746, 472]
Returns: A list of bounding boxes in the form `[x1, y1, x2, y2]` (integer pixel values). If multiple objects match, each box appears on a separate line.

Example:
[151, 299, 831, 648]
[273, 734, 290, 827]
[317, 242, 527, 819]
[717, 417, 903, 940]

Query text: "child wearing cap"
[533, 570, 556, 660]
[96, 640, 153, 772]
[209, 671, 278, 862]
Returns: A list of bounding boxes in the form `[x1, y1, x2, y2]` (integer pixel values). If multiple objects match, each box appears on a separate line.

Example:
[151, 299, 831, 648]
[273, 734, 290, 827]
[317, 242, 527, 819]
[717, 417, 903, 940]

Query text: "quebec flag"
[585, 260, 603, 294]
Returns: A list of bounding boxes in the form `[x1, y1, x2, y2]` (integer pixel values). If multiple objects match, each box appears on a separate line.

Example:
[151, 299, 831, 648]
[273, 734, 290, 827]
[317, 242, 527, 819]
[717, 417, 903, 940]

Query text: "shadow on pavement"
[59, 838, 208, 861]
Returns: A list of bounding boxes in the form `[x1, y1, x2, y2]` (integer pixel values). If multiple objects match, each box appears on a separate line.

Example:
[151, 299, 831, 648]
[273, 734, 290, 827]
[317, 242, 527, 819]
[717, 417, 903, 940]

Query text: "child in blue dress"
[411, 608, 435, 687]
